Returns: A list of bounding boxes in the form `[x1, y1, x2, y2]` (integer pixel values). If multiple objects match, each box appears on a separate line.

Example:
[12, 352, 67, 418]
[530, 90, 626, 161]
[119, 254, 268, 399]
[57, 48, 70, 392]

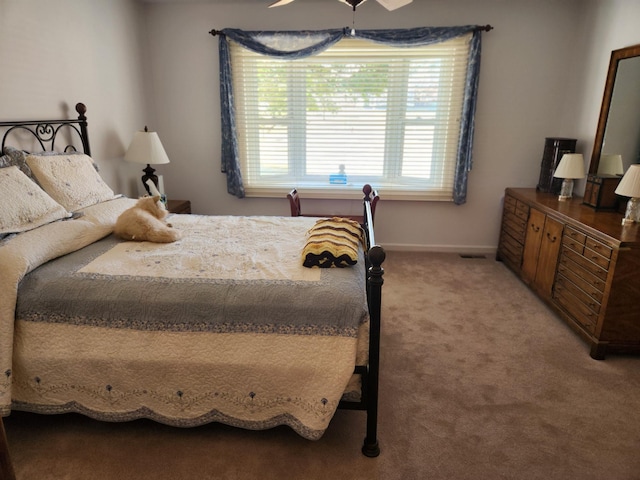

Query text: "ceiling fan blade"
[376, 0, 413, 10]
[269, 0, 296, 7]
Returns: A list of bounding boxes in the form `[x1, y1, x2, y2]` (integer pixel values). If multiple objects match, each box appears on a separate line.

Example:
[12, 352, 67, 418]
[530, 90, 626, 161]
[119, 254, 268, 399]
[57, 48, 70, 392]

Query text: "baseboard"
[381, 243, 497, 255]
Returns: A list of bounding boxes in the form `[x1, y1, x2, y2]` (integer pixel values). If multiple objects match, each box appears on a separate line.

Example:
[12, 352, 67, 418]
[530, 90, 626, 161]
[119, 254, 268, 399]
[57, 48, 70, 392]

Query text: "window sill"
[244, 186, 453, 202]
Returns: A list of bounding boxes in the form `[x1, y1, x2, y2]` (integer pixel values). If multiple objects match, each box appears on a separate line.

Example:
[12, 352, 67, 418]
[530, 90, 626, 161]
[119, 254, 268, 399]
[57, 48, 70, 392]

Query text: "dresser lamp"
[553, 153, 585, 200]
[615, 164, 640, 225]
[597, 154, 624, 175]
[124, 126, 170, 195]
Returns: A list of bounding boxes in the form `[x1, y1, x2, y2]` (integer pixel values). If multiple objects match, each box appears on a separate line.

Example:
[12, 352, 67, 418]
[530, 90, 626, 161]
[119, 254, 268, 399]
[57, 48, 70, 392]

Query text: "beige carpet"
[4, 252, 640, 480]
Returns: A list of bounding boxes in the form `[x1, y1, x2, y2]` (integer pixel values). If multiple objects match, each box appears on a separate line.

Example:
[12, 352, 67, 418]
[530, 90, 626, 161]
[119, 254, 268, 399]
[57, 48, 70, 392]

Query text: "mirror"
[590, 44, 640, 175]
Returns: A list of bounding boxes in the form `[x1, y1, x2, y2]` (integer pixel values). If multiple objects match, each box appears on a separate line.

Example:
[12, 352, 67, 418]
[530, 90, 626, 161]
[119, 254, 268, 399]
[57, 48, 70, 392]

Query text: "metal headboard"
[0, 103, 90, 155]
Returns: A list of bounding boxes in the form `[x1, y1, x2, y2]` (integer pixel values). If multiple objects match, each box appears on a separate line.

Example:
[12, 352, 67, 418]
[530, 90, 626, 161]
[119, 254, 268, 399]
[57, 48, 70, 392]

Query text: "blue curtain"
[218, 26, 484, 203]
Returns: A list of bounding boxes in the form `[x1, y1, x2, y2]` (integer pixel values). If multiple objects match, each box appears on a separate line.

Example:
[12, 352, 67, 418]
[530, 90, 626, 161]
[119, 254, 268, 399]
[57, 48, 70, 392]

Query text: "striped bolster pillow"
[302, 217, 364, 268]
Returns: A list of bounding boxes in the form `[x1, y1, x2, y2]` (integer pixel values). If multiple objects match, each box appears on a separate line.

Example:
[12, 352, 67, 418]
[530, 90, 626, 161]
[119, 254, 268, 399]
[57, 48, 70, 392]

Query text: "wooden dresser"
[497, 188, 640, 359]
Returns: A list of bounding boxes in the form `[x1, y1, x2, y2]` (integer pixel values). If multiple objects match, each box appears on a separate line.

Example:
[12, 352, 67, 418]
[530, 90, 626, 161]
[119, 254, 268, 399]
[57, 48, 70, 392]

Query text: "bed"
[0, 103, 385, 460]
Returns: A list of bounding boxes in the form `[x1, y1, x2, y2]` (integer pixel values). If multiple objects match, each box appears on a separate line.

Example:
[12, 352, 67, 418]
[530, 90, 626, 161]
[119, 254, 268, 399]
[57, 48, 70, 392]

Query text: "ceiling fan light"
[268, 0, 296, 7]
[338, 0, 368, 9]
[376, 0, 413, 10]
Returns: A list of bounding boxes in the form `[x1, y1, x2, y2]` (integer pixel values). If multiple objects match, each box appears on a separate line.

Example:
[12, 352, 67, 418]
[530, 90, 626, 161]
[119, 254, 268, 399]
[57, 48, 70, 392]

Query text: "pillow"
[0, 145, 34, 179]
[302, 217, 363, 268]
[0, 166, 72, 235]
[25, 153, 116, 212]
[29, 149, 100, 171]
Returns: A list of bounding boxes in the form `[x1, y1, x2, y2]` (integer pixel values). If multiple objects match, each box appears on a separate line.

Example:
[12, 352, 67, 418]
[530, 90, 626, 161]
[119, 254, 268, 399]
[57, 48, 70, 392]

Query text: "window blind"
[229, 33, 472, 200]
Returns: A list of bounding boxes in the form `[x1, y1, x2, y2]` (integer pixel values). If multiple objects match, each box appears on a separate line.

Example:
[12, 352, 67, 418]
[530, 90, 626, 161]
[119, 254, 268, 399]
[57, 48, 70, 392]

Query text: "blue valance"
[217, 26, 486, 203]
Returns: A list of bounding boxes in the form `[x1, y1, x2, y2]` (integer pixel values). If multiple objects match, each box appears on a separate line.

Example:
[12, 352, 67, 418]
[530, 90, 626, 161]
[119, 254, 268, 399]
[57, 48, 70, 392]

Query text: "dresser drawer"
[503, 213, 527, 241]
[557, 258, 605, 301]
[514, 201, 530, 222]
[561, 248, 609, 282]
[562, 234, 584, 255]
[564, 226, 586, 245]
[583, 246, 611, 270]
[555, 274, 601, 314]
[585, 237, 613, 260]
[554, 286, 598, 334]
[499, 234, 524, 265]
[504, 194, 518, 214]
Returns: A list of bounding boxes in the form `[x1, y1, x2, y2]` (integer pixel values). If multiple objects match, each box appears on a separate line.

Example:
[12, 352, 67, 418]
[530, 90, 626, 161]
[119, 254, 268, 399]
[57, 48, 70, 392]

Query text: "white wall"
[560, 0, 640, 183]
[3, 0, 640, 253]
[143, 0, 590, 253]
[0, 0, 148, 195]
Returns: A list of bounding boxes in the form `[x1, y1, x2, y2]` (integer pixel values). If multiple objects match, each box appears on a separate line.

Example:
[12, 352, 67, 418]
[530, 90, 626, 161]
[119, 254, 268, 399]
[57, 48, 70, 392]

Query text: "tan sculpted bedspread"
[0, 199, 368, 439]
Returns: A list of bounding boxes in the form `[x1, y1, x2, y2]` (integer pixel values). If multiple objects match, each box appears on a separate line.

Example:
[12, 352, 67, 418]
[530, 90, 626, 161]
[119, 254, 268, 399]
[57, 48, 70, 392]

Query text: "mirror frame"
[590, 43, 640, 175]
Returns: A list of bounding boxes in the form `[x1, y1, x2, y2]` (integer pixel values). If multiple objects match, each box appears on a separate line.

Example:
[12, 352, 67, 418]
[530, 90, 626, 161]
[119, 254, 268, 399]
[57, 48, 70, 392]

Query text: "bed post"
[359, 184, 385, 457]
[75, 103, 91, 156]
[362, 244, 385, 457]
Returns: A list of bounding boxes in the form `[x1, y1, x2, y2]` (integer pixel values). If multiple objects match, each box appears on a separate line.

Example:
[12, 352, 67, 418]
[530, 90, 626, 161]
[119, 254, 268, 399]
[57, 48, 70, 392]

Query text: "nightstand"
[167, 199, 191, 214]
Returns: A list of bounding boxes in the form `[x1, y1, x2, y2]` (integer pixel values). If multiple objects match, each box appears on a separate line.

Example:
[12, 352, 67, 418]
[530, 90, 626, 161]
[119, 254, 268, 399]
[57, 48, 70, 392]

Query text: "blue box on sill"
[330, 174, 347, 185]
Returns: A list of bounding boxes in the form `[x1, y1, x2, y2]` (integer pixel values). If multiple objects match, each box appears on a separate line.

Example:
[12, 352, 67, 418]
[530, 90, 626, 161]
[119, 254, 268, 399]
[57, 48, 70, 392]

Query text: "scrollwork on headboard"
[0, 103, 91, 155]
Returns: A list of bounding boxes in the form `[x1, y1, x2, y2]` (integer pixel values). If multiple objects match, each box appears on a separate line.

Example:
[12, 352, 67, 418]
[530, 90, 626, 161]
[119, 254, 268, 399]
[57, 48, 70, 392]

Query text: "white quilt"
[0, 199, 368, 439]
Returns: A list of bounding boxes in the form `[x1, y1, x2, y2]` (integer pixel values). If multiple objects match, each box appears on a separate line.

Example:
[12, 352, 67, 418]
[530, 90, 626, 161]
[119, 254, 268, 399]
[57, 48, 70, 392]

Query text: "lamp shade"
[597, 154, 624, 175]
[124, 128, 170, 165]
[553, 153, 585, 179]
[615, 164, 640, 198]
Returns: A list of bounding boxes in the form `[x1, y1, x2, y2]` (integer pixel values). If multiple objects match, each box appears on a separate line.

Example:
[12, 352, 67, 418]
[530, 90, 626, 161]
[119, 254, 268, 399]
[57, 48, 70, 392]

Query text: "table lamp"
[124, 126, 170, 195]
[615, 164, 640, 225]
[597, 154, 624, 175]
[553, 153, 585, 200]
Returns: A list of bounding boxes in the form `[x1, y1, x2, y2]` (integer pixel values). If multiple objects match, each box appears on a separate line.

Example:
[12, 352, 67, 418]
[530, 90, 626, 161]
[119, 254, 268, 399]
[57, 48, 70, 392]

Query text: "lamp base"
[557, 178, 574, 201]
[621, 197, 640, 225]
[141, 164, 159, 196]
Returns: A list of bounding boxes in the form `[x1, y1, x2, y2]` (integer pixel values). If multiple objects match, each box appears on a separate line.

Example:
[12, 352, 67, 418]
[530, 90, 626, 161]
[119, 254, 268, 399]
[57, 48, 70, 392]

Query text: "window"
[218, 28, 483, 203]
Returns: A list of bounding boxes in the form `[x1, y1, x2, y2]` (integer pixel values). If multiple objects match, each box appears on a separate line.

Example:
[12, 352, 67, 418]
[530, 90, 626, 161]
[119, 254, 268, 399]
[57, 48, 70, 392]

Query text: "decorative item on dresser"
[552, 153, 585, 200]
[536, 137, 577, 195]
[615, 164, 640, 225]
[497, 188, 640, 360]
[167, 199, 191, 215]
[583, 174, 622, 210]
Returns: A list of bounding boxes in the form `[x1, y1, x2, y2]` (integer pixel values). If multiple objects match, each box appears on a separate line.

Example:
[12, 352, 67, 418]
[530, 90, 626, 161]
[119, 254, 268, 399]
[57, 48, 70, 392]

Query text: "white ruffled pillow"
[0, 166, 72, 235]
[26, 153, 116, 212]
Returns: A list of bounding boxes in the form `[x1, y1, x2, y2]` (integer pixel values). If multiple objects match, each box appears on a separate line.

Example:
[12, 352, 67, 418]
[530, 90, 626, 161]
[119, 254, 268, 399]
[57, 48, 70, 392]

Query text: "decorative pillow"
[29, 149, 100, 171]
[302, 217, 364, 268]
[25, 153, 116, 212]
[0, 145, 34, 179]
[0, 166, 72, 235]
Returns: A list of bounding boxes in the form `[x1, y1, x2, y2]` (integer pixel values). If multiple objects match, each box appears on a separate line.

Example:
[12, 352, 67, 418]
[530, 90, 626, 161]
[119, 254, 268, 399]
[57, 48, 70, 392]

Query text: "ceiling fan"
[269, 0, 413, 11]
